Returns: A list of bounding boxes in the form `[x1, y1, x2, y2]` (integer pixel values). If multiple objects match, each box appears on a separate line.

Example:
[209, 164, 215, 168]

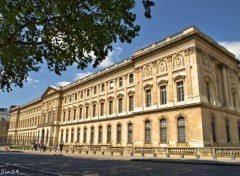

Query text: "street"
[0, 152, 239, 176]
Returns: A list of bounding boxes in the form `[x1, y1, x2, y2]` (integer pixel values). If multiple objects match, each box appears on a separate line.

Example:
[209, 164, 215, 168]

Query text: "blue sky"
[1, 0, 240, 108]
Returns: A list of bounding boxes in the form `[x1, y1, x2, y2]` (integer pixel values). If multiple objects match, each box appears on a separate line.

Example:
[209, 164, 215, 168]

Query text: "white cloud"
[57, 81, 71, 86]
[99, 47, 123, 68]
[218, 41, 240, 59]
[73, 72, 93, 81]
[26, 77, 40, 84]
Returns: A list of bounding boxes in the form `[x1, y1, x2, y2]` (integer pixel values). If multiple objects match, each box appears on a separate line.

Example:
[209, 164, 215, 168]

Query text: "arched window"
[206, 82, 211, 102]
[160, 118, 167, 142]
[71, 128, 74, 143]
[226, 120, 230, 142]
[211, 117, 216, 142]
[177, 117, 186, 142]
[98, 126, 102, 143]
[117, 124, 122, 143]
[65, 129, 69, 143]
[128, 123, 133, 143]
[145, 120, 151, 143]
[107, 125, 111, 143]
[83, 127, 87, 143]
[90, 127, 94, 144]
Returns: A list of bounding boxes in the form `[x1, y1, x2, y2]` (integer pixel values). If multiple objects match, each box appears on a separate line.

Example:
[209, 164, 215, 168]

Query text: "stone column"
[152, 61, 158, 109]
[221, 64, 230, 107]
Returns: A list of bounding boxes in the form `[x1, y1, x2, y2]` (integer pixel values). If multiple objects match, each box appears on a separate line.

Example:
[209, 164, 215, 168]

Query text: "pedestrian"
[54, 143, 58, 152]
[59, 143, 63, 153]
[34, 143, 37, 151]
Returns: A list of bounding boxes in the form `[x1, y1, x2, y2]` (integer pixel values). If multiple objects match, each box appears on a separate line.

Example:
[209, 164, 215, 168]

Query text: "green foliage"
[0, 0, 154, 92]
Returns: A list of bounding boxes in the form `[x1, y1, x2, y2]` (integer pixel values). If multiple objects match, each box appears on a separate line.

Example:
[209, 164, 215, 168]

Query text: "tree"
[0, 0, 154, 92]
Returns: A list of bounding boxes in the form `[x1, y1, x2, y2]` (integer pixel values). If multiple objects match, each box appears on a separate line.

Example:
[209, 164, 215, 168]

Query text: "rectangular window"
[177, 81, 184, 102]
[101, 84, 105, 92]
[146, 89, 151, 107]
[75, 93, 77, 101]
[211, 120, 216, 142]
[100, 102, 104, 116]
[98, 127, 102, 143]
[160, 85, 167, 104]
[68, 110, 71, 121]
[206, 82, 210, 102]
[80, 91, 83, 99]
[86, 106, 89, 118]
[118, 98, 123, 113]
[87, 89, 90, 97]
[94, 86, 97, 95]
[90, 127, 94, 144]
[71, 129, 74, 143]
[63, 111, 66, 122]
[129, 74, 134, 84]
[238, 123, 240, 142]
[83, 128, 87, 143]
[107, 126, 111, 143]
[129, 95, 134, 112]
[226, 120, 231, 142]
[117, 125, 121, 143]
[69, 95, 72, 102]
[160, 119, 167, 142]
[92, 104, 96, 117]
[109, 100, 113, 115]
[77, 128, 80, 143]
[109, 81, 114, 90]
[79, 107, 82, 119]
[73, 109, 76, 120]
[233, 92, 236, 109]
[119, 77, 123, 87]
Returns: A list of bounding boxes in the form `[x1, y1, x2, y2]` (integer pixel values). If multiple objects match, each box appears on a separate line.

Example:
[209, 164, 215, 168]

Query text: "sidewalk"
[2, 148, 240, 166]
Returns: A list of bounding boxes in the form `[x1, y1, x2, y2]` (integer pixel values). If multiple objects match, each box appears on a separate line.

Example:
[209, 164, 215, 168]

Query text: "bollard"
[165, 153, 170, 158]
[231, 155, 235, 160]
[212, 154, 217, 159]
[110, 151, 113, 155]
[180, 153, 184, 158]
[195, 154, 200, 159]
[153, 153, 157, 157]
[141, 152, 144, 157]
[72, 150, 74, 153]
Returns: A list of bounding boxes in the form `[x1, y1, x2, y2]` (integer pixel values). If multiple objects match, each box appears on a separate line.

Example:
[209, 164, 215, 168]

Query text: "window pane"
[178, 117, 185, 142]
[177, 81, 184, 102]
[117, 124, 121, 143]
[145, 120, 151, 143]
[160, 85, 167, 104]
[160, 119, 167, 142]
[128, 123, 133, 143]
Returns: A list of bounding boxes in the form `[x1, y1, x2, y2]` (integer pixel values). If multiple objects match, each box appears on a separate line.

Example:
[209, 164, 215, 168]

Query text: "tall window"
[119, 77, 123, 87]
[98, 126, 102, 143]
[83, 127, 87, 143]
[86, 106, 89, 118]
[178, 117, 186, 142]
[117, 124, 122, 143]
[146, 89, 151, 107]
[71, 128, 74, 143]
[65, 129, 69, 143]
[232, 91, 236, 109]
[206, 82, 211, 102]
[177, 81, 184, 102]
[145, 120, 151, 143]
[101, 84, 105, 92]
[107, 125, 111, 143]
[160, 85, 167, 104]
[109, 100, 113, 115]
[160, 118, 167, 142]
[75, 93, 77, 101]
[68, 110, 71, 121]
[60, 129, 63, 142]
[109, 80, 114, 90]
[73, 109, 76, 120]
[100, 102, 104, 116]
[69, 95, 72, 102]
[92, 104, 96, 117]
[211, 117, 217, 142]
[90, 127, 94, 144]
[129, 95, 134, 112]
[238, 122, 240, 142]
[118, 98, 123, 113]
[94, 86, 97, 95]
[80, 91, 83, 99]
[129, 74, 134, 84]
[63, 111, 66, 122]
[226, 120, 231, 142]
[77, 128, 80, 143]
[87, 89, 90, 97]
[79, 107, 82, 119]
[128, 123, 133, 143]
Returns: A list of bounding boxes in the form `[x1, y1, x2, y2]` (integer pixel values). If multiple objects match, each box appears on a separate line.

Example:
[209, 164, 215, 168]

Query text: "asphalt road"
[0, 152, 239, 176]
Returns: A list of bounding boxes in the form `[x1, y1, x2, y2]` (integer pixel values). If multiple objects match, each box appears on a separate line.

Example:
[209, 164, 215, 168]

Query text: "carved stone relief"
[202, 54, 210, 69]
[158, 60, 167, 73]
[173, 54, 184, 69]
[144, 65, 152, 77]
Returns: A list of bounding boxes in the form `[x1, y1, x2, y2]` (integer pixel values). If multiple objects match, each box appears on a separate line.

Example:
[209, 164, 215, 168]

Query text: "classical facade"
[0, 108, 10, 144]
[8, 26, 240, 149]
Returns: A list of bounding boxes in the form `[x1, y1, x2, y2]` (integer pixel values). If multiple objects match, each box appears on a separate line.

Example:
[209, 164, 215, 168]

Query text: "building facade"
[0, 108, 10, 144]
[8, 26, 240, 149]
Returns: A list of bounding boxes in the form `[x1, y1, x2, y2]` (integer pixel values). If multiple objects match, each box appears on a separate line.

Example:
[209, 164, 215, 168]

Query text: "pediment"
[41, 86, 59, 97]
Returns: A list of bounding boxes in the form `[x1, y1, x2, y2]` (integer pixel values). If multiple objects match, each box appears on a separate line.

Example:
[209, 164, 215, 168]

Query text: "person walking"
[59, 143, 63, 153]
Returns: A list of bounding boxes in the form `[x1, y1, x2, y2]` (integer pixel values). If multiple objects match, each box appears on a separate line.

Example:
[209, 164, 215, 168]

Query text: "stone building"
[0, 108, 10, 144]
[8, 26, 240, 149]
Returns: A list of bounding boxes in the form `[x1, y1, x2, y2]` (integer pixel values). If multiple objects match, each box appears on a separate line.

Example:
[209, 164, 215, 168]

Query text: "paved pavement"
[0, 149, 240, 176]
